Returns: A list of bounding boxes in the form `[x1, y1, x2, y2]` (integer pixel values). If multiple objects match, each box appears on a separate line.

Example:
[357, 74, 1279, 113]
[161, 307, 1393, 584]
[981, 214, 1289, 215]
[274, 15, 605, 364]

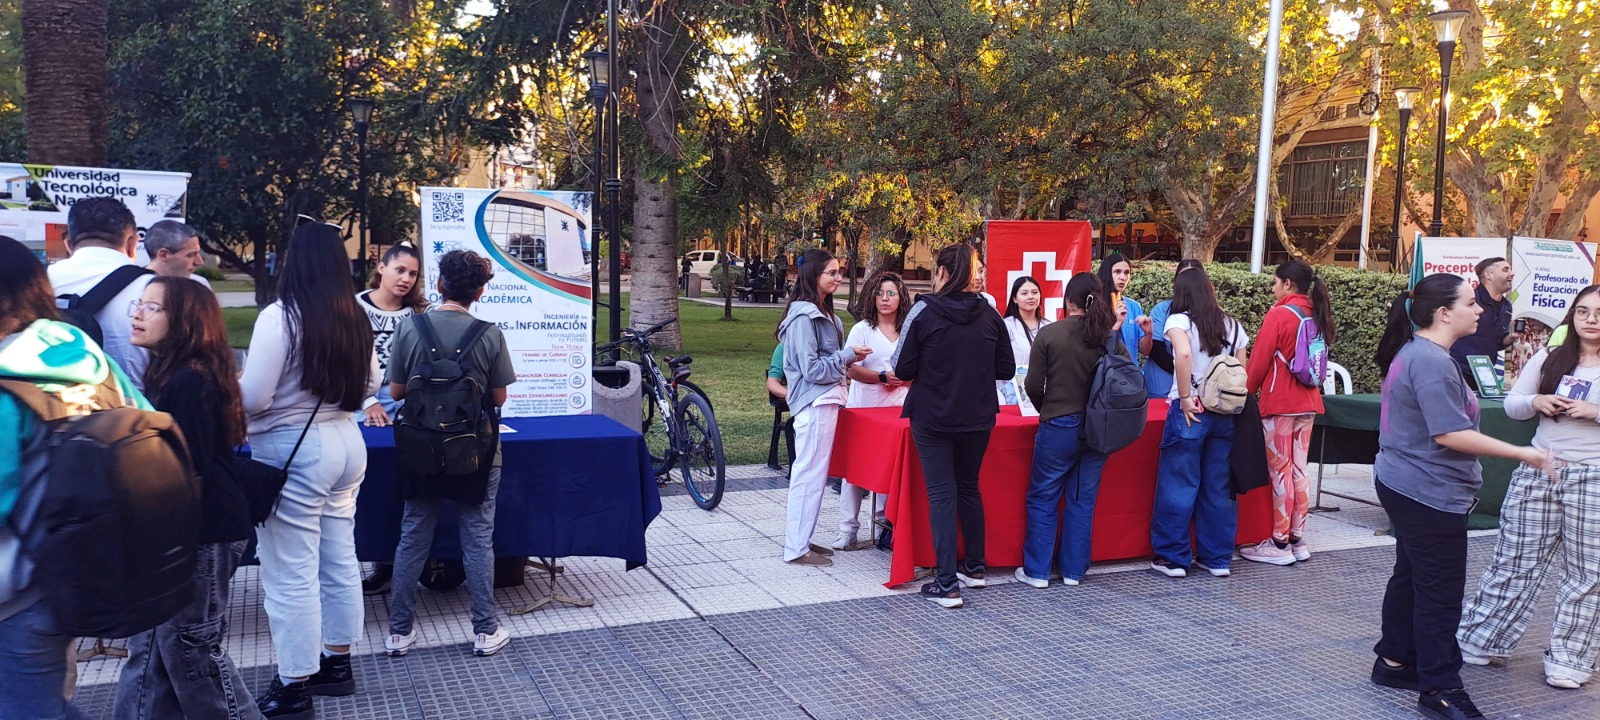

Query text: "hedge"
[709, 264, 747, 293]
[1121, 262, 1406, 394]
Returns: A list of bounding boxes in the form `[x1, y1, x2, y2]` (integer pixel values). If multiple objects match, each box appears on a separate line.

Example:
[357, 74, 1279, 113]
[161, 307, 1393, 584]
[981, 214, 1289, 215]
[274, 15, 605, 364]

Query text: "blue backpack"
[1274, 305, 1328, 388]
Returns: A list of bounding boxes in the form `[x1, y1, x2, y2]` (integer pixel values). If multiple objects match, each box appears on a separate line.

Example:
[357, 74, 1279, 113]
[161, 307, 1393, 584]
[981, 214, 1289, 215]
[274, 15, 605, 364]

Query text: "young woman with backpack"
[1458, 285, 1600, 691]
[776, 249, 870, 568]
[892, 242, 1015, 608]
[832, 271, 911, 549]
[116, 277, 260, 719]
[1150, 268, 1250, 579]
[1367, 273, 1550, 720]
[1240, 259, 1336, 566]
[241, 223, 380, 719]
[1016, 272, 1124, 589]
[0, 236, 152, 720]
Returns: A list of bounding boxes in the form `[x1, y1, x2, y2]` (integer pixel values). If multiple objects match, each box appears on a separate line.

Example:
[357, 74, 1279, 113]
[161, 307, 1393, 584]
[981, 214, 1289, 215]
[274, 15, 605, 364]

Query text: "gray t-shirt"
[1374, 337, 1482, 513]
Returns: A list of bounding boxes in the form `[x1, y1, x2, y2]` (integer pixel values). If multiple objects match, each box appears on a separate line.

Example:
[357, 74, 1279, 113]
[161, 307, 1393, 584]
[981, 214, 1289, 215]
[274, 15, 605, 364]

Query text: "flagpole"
[1249, 0, 1285, 274]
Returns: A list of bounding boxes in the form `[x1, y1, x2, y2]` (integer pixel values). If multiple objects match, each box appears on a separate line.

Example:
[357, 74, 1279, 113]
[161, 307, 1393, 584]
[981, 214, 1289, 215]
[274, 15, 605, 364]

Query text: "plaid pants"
[1457, 462, 1600, 682]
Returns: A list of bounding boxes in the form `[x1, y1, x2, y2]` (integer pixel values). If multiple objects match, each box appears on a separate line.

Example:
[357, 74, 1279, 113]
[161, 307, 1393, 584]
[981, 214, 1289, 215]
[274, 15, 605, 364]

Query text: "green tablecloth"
[1313, 394, 1536, 529]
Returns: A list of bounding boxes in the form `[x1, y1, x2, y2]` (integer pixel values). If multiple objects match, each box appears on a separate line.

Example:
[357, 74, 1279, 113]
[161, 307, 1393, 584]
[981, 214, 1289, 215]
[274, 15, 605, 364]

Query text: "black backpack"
[1084, 334, 1149, 455]
[0, 374, 201, 638]
[56, 265, 154, 347]
[395, 314, 494, 477]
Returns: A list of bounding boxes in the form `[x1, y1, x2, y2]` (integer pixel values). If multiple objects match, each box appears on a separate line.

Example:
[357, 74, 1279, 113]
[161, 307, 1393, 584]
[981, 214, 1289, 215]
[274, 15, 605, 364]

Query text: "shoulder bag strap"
[281, 400, 323, 468]
[78, 266, 153, 315]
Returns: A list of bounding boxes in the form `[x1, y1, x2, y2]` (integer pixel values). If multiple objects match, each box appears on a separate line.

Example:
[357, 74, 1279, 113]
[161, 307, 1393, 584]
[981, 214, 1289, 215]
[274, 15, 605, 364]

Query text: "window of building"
[1281, 140, 1367, 219]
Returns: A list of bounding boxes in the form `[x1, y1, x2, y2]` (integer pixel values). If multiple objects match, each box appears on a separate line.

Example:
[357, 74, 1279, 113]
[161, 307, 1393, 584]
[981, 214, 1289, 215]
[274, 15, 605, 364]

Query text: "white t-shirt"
[998, 315, 1051, 404]
[845, 321, 908, 408]
[1165, 312, 1250, 401]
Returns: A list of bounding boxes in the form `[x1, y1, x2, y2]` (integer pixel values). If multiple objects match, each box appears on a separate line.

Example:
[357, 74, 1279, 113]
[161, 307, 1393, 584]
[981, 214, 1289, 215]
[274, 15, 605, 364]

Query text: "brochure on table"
[1466, 355, 1504, 398]
[419, 187, 594, 418]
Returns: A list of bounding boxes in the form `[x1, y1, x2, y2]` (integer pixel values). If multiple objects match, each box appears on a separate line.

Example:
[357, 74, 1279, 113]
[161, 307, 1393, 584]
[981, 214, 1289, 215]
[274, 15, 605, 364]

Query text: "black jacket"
[893, 292, 1015, 433]
[1229, 395, 1271, 498]
[156, 367, 253, 544]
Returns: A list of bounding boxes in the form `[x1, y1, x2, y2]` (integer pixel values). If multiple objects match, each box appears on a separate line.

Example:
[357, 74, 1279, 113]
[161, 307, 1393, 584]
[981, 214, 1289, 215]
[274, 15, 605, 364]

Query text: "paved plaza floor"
[70, 465, 1597, 719]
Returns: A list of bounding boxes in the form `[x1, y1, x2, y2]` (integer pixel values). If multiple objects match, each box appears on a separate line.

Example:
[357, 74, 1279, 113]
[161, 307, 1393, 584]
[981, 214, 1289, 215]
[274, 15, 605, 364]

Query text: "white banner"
[1414, 237, 1508, 289]
[419, 187, 594, 418]
[1509, 236, 1599, 328]
[0, 162, 190, 262]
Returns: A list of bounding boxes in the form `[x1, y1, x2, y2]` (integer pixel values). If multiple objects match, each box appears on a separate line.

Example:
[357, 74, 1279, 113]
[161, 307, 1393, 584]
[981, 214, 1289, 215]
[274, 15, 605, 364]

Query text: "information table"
[355, 414, 660, 568]
[830, 403, 1273, 587]
[1313, 394, 1535, 529]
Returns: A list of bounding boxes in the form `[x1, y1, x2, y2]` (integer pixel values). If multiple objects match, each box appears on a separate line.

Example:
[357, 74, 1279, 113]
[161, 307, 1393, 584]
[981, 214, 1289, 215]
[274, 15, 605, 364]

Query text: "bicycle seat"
[665, 355, 693, 367]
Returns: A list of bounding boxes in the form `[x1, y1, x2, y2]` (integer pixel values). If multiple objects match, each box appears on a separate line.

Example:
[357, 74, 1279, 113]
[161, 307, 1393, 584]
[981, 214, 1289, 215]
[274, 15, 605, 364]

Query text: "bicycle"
[597, 318, 726, 510]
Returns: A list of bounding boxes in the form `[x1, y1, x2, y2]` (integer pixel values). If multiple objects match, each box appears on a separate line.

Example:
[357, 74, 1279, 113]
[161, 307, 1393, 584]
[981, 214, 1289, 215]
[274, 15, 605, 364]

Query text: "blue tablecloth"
[354, 415, 659, 568]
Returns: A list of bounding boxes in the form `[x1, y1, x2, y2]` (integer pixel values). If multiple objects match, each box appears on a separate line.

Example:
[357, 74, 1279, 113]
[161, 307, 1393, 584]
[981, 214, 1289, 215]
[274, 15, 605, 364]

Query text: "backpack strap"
[452, 320, 493, 371]
[75, 266, 153, 315]
[412, 314, 449, 363]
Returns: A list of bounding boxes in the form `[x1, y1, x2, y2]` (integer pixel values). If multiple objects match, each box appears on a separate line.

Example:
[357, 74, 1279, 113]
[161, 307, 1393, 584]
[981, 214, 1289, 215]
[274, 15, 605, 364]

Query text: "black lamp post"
[584, 51, 609, 336]
[1391, 86, 1421, 270]
[1427, 9, 1468, 238]
[604, 0, 622, 349]
[347, 97, 375, 282]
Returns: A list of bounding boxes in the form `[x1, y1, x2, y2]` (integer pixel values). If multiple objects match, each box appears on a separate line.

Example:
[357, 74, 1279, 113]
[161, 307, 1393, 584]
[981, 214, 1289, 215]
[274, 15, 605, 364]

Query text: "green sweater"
[1023, 316, 1125, 422]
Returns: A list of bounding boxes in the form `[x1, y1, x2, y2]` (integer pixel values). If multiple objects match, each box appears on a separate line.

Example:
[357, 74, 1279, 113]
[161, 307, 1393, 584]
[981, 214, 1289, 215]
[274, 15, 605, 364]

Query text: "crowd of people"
[771, 242, 1597, 719]
[0, 198, 511, 720]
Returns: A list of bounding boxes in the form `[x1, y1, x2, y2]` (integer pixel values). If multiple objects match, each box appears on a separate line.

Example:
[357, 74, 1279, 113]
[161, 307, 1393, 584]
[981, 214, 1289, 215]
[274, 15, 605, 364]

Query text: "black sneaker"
[956, 562, 987, 588]
[362, 563, 393, 596]
[1417, 689, 1486, 720]
[304, 653, 355, 697]
[1149, 559, 1188, 578]
[1371, 657, 1421, 691]
[257, 677, 314, 720]
[920, 581, 963, 609]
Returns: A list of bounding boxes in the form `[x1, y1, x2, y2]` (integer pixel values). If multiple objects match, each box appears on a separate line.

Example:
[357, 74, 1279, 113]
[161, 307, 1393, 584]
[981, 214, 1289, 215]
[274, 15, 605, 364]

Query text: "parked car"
[684, 250, 744, 278]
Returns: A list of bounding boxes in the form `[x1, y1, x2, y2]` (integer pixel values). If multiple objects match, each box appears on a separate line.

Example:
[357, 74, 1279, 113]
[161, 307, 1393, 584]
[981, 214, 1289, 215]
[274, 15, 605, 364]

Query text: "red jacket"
[1246, 294, 1325, 417]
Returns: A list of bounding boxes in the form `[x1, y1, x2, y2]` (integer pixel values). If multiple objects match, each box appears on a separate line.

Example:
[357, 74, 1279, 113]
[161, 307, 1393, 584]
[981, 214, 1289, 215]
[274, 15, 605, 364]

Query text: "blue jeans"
[389, 467, 502, 636]
[1022, 414, 1108, 582]
[0, 600, 89, 720]
[1151, 403, 1237, 568]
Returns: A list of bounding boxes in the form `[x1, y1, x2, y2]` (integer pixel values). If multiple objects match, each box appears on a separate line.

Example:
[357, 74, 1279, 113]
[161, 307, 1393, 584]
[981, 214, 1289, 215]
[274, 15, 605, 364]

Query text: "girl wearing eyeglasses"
[831, 272, 912, 549]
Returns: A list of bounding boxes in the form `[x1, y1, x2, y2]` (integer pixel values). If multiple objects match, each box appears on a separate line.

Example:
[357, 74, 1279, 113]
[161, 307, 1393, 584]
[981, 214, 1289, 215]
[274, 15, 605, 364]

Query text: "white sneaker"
[1546, 673, 1583, 690]
[473, 626, 511, 657]
[956, 571, 987, 588]
[1240, 539, 1297, 566]
[385, 627, 418, 657]
[1150, 559, 1187, 578]
[1459, 644, 1501, 666]
[1013, 567, 1048, 589]
[1061, 576, 1080, 586]
[830, 531, 857, 550]
[1290, 538, 1311, 562]
[1195, 561, 1231, 578]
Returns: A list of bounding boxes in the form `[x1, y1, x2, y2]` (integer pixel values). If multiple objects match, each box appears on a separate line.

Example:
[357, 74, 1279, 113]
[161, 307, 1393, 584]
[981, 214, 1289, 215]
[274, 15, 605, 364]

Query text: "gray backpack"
[1084, 334, 1149, 454]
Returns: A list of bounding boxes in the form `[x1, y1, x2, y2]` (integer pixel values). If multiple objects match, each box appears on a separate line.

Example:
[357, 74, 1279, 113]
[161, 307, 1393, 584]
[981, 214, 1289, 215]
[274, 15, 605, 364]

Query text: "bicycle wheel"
[675, 392, 726, 510]
[640, 390, 674, 477]
[677, 379, 713, 413]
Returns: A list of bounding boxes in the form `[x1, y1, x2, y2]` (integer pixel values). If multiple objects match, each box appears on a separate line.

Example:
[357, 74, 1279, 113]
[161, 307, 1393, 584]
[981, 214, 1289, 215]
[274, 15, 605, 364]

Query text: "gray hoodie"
[778, 301, 855, 414]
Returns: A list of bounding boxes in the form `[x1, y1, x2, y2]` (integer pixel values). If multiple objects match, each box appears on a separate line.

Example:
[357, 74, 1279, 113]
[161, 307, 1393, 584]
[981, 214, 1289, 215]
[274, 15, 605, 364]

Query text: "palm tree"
[22, 0, 108, 166]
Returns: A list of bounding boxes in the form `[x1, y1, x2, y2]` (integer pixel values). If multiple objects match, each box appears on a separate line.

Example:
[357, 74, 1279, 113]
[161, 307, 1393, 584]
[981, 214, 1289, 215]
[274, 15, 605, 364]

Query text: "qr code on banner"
[431, 191, 466, 223]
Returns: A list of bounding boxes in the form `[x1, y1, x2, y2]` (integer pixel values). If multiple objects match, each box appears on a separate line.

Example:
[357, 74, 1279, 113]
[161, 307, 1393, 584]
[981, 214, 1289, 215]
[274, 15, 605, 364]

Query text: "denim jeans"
[1151, 404, 1237, 568]
[912, 424, 991, 589]
[0, 600, 88, 720]
[114, 541, 261, 720]
[253, 419, 367, 680]
[1022, 414, 1109, 582]
[389, 467, 502, 636]
[1375, 479, 1470, 693]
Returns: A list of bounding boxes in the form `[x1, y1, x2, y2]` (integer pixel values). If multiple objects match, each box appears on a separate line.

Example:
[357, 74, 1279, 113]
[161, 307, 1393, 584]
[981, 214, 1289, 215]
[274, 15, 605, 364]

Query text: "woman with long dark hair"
[116, 277, 259, 719]
[1240, 259, 1337, 566]
[0, 236, 148, 719]
[833, 271, 912, 549]
[1458, 285, 1600, 690]
[777, 249, 869, 567]
[892, 242, 1014, 608]
[241, 223, 379, 718]
[1149, 268, 1249, 579]
[1097, 252, 1153, 361]
[1143, 259, 1204, 397]
[1366, 273, 1548, 719]
[999, 276, 1052, 405]
[1016, 272, 1123, 589]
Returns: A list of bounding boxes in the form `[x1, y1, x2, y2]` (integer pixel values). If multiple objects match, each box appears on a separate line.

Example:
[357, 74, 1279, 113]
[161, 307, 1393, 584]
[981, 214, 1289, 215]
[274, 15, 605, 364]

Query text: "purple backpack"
[1274, 305, 1328, 388]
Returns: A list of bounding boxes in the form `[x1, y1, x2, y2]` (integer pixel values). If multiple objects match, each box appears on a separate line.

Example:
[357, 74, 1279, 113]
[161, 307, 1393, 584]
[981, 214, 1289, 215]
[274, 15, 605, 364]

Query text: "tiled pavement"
[70, 464, 1597, 718]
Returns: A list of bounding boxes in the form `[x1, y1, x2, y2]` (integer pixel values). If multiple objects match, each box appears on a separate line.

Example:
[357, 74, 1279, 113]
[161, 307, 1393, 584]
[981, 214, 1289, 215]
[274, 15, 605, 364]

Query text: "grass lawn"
[224, 295, 787, 466]
[211, 279, 255, 293]
[598, 295, 784, 467]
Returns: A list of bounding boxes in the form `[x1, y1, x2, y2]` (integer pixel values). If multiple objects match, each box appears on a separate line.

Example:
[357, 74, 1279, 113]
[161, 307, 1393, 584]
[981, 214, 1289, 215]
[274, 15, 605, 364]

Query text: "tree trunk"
[22, 0, 108, 165]
[628, 0, 687, 349]
[720, 229, 733, 321]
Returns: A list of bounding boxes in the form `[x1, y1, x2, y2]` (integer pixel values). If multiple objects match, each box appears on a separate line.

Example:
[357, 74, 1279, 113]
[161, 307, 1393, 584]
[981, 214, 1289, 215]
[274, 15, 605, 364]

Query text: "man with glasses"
[47, 197, 155, 391]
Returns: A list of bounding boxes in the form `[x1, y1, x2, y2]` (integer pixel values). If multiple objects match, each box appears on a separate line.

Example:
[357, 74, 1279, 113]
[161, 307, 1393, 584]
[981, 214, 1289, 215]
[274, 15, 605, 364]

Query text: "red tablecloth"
[829, 403, 1273, 587]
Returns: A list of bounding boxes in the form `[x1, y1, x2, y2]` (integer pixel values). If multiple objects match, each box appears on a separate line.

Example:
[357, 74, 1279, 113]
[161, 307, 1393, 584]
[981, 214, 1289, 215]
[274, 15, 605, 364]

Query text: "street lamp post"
[605, 0, 622, 348]
[584, 51, 609, 339]
[347, 97, 375, 283]
[1427, 9, 1469, 238]
[1391, 87, 1421, 271]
